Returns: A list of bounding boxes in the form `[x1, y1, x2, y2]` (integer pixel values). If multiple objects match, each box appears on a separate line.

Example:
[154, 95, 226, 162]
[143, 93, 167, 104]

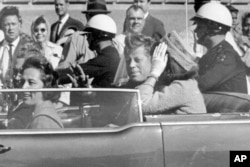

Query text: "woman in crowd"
[124, 33, 206, 114]
[242, 13, 250, 42]
[8, 55, 63, 129]
[31, 15, 62, 69]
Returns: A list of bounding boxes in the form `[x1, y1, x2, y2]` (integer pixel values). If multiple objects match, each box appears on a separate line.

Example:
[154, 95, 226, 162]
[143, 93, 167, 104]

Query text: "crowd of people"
[0, 0, 250, 128]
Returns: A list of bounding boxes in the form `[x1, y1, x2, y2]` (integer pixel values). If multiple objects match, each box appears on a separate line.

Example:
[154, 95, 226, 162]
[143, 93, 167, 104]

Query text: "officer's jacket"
[198, 40, 247, 93]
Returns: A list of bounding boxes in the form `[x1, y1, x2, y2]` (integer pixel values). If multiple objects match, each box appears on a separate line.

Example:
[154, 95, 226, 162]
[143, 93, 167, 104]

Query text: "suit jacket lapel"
[58, 17, 71, 39]
[13, 37, 26, 58]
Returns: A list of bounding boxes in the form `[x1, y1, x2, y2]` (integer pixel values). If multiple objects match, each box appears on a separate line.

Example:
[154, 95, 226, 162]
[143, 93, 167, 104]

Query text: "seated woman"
[8, 56, 63, 129]
[124, 33, 206, 114]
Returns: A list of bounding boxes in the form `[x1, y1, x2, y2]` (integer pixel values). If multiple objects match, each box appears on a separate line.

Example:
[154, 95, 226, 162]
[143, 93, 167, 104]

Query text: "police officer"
[192, 2, 247, 93]
[59, 14, 120, 88]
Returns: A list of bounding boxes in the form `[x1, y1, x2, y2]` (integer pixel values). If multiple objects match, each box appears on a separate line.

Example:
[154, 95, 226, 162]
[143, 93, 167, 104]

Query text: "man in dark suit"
[0, 6, 32, 88]
[123, 0, 166, 41]
[50, 0, 84, 43]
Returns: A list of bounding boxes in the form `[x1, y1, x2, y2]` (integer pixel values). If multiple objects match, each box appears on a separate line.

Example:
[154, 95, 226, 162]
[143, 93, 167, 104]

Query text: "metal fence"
[1, 0, 250, 5]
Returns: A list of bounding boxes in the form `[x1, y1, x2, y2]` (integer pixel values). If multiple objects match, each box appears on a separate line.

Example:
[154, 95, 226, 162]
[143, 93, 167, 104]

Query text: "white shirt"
[144, 12, 149, 19]
[4, 37, 20, 56]
[0, 37, 20, 84]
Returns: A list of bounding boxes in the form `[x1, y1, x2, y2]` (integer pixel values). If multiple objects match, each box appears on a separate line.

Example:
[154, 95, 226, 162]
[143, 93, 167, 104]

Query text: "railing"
[1, 0, 250, 5]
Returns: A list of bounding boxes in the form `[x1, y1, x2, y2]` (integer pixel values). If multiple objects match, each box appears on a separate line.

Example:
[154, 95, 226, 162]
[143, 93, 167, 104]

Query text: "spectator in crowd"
[225, 4, 243, 57]
[0, 6, 32, 89]
[8, 56, 63, 129]
[242, 13, 250, 39]
[50, 0, 84, 44]
[56, 0, 110, 70]
[123, 0, 166, 41]
[31, 15, 63, 69]
[227, 4, 240, 31]
[179, 0, 210, 59]
[239, 13, 250, 93]
[193, 2, 247, 93]
[241, 13, 250, 48]
[123, 33, 206, 114]
[113, 4, 146, 86]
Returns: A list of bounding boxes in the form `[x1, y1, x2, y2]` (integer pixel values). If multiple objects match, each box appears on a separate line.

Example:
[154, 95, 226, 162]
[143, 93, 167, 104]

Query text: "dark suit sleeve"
[50, 23, 56, 42]
[79, 56, 108, 78]
[197, 51, 240, 91]
[153, 19, 166, 41]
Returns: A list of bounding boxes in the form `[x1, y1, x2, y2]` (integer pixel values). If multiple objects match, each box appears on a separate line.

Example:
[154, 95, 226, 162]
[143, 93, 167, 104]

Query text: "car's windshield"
[0, 88, 142, 129]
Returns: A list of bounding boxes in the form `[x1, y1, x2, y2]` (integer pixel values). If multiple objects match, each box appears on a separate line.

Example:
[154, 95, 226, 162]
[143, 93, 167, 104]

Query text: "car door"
[0, 88, 165, 167]
[0, 123, 164, 167]
[161, 120, 250, 167]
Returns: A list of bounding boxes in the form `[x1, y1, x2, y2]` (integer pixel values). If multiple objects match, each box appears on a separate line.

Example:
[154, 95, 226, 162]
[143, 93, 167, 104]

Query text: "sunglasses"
[34, 28, 46, 33]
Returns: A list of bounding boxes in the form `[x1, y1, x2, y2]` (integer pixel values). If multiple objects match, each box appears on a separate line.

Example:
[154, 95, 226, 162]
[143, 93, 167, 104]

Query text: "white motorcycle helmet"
[86, 14, 117, 37]
[194, 1, 232, 28]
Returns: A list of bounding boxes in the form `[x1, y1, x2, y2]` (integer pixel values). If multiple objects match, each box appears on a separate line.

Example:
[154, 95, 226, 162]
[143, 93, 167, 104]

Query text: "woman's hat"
[81, 0, 111, 14]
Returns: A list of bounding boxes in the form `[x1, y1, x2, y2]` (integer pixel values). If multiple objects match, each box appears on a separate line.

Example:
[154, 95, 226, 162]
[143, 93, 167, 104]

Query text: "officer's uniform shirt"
[198, 40, 247, 93]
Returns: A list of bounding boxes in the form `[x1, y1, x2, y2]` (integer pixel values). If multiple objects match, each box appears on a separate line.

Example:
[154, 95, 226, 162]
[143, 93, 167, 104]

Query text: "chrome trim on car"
[161, 119, 250, 126]
[0, 88, 139, 93]
[0, 122, 161, 135]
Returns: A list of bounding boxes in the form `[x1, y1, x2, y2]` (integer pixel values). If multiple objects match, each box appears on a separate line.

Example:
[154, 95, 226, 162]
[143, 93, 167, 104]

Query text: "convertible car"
[0, 88, 250, 167]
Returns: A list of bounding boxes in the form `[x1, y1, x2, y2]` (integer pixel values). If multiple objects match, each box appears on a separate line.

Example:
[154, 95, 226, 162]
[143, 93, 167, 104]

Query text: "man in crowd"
[193, 2, 247, 93]
[123, 0, 165, 41]
[56, 0, 110, 70]
[0, 6, 31, 88]
[50, 0, 84, 44]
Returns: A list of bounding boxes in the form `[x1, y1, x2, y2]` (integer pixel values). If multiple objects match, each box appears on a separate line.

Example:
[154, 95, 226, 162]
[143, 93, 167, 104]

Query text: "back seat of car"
[203, 92, 250, 113]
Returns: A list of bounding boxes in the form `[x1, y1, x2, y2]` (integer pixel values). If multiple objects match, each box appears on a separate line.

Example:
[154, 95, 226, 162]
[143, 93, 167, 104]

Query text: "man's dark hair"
[0, 6, 22, 29]
[0, 6, 22, 28]
[124, 33, 155, 58]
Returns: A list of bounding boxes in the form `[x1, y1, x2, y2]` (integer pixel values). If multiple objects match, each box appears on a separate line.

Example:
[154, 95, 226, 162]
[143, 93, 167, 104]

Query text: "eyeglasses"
[34, 28, 46, 33]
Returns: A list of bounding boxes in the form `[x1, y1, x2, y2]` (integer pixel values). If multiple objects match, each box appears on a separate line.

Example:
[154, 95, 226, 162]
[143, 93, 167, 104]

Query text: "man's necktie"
[55, 21, 61, 41]
[8, 43, 13, 61]
[7, 43, 14, 86]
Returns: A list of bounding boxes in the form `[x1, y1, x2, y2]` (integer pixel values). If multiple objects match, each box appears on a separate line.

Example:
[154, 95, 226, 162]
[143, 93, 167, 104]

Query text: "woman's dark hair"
[22, 56, 60, 102]
[160, 57, 198, 85]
